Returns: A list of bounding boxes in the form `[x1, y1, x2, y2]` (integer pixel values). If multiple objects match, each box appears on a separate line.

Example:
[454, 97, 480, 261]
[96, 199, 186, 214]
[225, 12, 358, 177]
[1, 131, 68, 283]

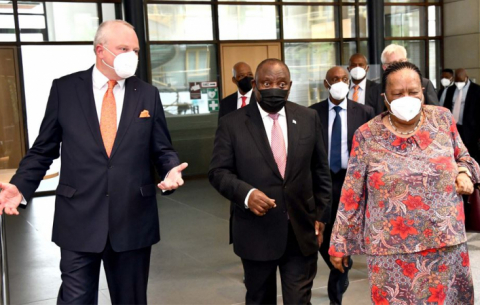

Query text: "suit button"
[106, 193, 109, 197]
[283, 185, 287, 189]
[108, 165, 113, 169]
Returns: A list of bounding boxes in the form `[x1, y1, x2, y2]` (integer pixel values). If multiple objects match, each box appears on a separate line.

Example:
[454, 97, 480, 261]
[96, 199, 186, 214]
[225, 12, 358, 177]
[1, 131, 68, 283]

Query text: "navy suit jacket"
[10, 66, 180, 253]
[443, 82, 480, 160]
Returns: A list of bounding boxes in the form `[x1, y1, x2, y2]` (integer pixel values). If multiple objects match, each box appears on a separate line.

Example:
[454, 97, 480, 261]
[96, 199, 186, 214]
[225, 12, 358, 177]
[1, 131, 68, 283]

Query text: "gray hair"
[93, 20, 134, 53]
[381, 44, 407, 64]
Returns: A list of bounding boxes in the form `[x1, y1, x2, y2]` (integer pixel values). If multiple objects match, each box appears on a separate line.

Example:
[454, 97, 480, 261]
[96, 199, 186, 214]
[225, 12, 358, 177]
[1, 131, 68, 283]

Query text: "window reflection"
[385, 6, 426, 37]
[150, 44, 218, 116]
[284, 42, 338, 107]
[148, 4, 213, 41]
[218, 5, 277, 40]
[283, 6, 337, 39]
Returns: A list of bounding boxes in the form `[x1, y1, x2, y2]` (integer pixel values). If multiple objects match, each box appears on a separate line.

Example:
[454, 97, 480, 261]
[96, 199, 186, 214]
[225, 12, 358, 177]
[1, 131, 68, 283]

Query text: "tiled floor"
[4, 177, 480, 304]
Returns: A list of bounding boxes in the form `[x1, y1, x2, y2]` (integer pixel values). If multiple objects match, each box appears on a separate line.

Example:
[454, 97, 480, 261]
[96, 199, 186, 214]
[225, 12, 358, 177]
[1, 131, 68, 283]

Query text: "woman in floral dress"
[328, 61, 479, 304]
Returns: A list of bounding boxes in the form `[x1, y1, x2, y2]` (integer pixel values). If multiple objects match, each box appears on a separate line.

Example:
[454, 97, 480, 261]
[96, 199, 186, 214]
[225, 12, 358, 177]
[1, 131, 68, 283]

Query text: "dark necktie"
[330, 106, 342, 173]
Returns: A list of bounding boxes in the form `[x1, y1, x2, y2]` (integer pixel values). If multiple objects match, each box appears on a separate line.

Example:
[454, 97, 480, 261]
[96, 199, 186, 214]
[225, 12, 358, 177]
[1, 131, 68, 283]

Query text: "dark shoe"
[330, 302, 340, 305]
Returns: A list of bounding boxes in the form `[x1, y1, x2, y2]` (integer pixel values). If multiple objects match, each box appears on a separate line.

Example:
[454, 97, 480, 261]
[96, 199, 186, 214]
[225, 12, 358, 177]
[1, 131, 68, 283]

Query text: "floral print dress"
[329, 105, 480, 304]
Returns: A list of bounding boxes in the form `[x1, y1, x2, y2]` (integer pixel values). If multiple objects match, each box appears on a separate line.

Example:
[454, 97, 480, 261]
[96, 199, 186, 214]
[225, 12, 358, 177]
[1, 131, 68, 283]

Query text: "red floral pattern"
[395, 259, 418, 279]
[428, 284, 446, 305]
[330, 106, 480, 257]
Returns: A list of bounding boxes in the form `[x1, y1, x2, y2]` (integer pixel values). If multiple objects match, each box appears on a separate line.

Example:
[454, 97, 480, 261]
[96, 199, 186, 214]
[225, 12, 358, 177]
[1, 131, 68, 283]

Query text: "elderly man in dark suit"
[209, 58, 332, 305]
[218, 61, 255, 120]
[0, 20, 186, 304]
[368, 44, 439, 115]
[310, 66, 374, 305]
[444, 68, 480, 162]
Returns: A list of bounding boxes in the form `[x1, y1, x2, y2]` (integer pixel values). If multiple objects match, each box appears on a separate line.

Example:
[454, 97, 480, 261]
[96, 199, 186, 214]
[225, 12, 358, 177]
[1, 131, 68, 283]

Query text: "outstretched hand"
[0, 182, 22, 215]
[158, 163, 188, 191]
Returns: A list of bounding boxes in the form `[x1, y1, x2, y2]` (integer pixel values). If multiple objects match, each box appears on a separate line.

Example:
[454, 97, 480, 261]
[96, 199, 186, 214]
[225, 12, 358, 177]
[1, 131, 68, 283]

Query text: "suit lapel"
[284, 102, 297, 182]
[76, 67, 108, 159]
[245, 103, 283, 180]
[347, 99, 356, 153]
[110, 77, 140, 159]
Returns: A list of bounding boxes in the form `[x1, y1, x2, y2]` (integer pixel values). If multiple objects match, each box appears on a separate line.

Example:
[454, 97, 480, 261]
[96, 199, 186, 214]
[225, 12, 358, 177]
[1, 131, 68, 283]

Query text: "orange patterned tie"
[353, 85, 359, 102]
[100, 80, 117, 157]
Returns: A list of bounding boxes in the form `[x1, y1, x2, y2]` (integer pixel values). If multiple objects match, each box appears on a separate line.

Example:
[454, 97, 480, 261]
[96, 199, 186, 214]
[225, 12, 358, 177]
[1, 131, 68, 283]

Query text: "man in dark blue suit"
[310, 66, 374, 305]
[0, 20, 187, 304]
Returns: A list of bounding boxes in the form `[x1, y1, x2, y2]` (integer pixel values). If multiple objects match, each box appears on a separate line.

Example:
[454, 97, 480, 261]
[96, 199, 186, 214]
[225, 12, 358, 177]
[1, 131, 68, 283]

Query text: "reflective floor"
[5, 177, 480, 304]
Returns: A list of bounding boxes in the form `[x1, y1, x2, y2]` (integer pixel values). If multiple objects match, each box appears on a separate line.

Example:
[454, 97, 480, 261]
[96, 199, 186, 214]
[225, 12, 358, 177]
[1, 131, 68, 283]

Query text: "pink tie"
[269, 113, 287, 178]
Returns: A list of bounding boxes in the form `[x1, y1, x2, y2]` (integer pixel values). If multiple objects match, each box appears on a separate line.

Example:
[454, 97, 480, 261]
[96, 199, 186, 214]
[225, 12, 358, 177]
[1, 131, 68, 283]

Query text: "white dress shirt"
[452, 79, 471, 125]
[348, 78, 367, 105]
[244, 104, 289, 208]
[236, 89, 253, 109]
[439, 85, 452, 107]
[328, 98, 349, 170]
[92, 65, 126, 127]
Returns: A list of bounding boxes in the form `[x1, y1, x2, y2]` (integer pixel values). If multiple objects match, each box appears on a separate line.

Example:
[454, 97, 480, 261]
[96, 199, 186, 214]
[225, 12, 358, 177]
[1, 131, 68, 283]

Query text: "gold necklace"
[388, 112, 423, 135]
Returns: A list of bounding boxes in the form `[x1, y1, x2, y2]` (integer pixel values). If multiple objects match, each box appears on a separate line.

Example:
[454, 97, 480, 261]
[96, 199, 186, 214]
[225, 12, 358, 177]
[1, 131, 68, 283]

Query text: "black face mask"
[237, 76, 253, 93]
[257, 88, 288, 113]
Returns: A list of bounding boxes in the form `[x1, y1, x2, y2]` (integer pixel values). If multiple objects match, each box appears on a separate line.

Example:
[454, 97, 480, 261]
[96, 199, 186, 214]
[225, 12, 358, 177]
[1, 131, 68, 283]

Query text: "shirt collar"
[93, 65, 126, 90]
[238, 89, 253, 99]
[256, 101, 286, 118]
[328, 98, 347, 111]
[350, 77, 366, 90]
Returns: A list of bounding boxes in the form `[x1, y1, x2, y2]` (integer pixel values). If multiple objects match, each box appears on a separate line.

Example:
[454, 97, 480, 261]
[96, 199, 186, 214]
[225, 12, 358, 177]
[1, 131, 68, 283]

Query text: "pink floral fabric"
[329, 105, 480, 257]
[367, 243, 473, 305]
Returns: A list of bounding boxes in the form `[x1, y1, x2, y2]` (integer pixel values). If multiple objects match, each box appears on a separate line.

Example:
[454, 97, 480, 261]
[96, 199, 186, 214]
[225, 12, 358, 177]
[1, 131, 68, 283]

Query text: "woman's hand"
[456, 173, 474, 195]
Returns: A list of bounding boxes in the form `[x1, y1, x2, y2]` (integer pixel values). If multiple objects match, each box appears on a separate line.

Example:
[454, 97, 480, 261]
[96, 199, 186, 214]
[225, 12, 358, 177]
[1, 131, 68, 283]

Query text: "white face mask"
[102, 46, 138, 79]
[384, 95, 422, 122]
[455, 80, 467, 90]
[349, 67, 367, 80]
[440, 78, 452, 87]
[326, 80, 350, 101]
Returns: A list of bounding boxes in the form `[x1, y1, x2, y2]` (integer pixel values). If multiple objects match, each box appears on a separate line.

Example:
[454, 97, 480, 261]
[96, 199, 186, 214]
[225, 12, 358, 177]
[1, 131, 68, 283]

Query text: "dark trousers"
[57, 239, 152, 305]
[241, 224, 318, 305]
[319, 169, 352, 305]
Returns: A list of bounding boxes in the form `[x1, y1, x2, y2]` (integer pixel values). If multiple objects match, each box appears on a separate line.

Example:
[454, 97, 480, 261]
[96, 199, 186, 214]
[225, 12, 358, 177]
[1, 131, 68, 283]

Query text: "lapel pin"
[292, 120, 297, 124]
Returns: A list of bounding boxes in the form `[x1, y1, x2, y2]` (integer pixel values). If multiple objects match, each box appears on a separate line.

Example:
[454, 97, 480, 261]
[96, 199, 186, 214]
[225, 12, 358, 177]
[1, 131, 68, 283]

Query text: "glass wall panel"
[150, 44, 218, 116]
[428, 5, 441, 36]
[148, 4, 213, 41]
[342, 6, 356, 38]
[283, 6, 337, 39]
[218, 5, 277, 40]
[388, 40, 426, 76]
[102, 3, 117, 22]
[22, 45, 95, 192]
[385, 6, 426, 37]
[359, 5, 367, 38]
[342, 41, 356, 65]
[0, 14, 16, 41]
[17, 2, 99, 42]
[284, 42, 338, 107]
[429, 39, 440, 89]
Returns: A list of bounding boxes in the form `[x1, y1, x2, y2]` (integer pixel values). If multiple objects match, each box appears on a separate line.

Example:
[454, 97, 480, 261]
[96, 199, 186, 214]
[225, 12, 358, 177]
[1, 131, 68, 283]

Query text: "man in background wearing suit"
[209, 59, 332, 304]
[218, 62, 255, 120]
[444, 68, 480, 162]
[0, 20, 187, 304]
[310, 67, 374, 305]
[346, 53, 382, 115]
[438, 68, 454, 107]
[366, 44, 439, 115]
